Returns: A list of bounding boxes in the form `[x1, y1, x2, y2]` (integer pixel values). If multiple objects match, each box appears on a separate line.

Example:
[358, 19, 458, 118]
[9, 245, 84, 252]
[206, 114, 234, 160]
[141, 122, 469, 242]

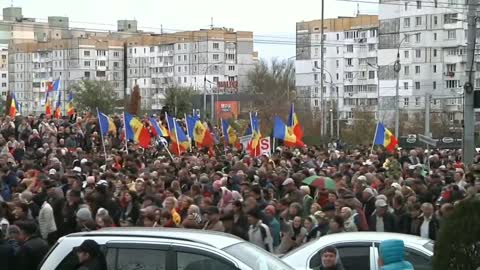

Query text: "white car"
[282, 232, 434, 270]
[40, 227, 294, 270]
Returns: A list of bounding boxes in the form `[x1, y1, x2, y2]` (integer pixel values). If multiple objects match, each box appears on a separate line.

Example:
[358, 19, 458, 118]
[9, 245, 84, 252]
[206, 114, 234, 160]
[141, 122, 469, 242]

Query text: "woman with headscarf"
[218, 187, 234, 232]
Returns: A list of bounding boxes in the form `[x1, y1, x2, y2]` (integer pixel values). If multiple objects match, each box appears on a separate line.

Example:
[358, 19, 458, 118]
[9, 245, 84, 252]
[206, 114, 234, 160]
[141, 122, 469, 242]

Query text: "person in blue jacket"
[378, 239, 414, 270]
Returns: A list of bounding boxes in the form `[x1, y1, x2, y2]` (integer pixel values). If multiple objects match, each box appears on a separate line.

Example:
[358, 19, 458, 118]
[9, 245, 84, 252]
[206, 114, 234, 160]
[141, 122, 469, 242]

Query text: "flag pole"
[184, 113, 192, 152]
[96, 108, 108, 162]
[371, 122, 380, 155]
[173, 117, 181, 155]
[123, 112, 129, 154]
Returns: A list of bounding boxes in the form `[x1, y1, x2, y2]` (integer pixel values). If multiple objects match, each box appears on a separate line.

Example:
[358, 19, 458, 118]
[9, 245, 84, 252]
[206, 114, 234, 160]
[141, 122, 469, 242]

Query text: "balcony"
[444, 54, 467, 63]
[96, 65, 107, 71]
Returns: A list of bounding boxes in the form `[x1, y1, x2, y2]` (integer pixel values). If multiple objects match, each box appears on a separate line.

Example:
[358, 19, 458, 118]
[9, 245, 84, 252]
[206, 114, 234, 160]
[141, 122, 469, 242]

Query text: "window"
[213, 54, 219, 61]
[150, 47, 155, 52]
[114, 62, 119, 68]
[315, 99, 319, 106]
[404, 66, 410, 75]
[346, 58, 353, 66]
[433, 49, 437, 57]
[434, 33, 437, 41]
[433, 81, 437, 89]
[227, 54, 235, 60]
[404, 98, 409, 106]
[96, 71, 106, 77]
[337, 47, 340, 54]
[336, 33, 340, 40]
[434, 16, 438, 25]
[336, 73, 339, 80]
[369, 71, 375, 79]
[336, 60, 339, 67]
[97, 60, 106, 66]
[347, 45, 353, 52]
[184, 55, 187, 61]
[177, 44, 181, 50]
[84, 71, 90, 78]
[1, 73, 6, 78]
[315, 48, 319, 56]
[177, 251, 237, 270]
[417, 0, 421, 8]
[448, 30, 456, 39]
[404, 82, 409, 89]
[415, 33, 421, 43]
[404, 18, 410, 27]
[345, 72, 353, 79]
[416, 17, 422, 26]
[404, 249, 432, 270]
[228, 65, 235, 71]
[405, 1, 408, 10]
[178, 55, 181, 61]
[331, 246, 370, 270]
[314, 74, 319, 81]
[447, 64, 456, 72]
[184, 77, 187, 83]
[1, 83, 6, 87]
[368, 44, 375, 51]
[446, 80, 459, 88]
[415, 66, 421, 74]
[416, 49, 421, 58]
[415, 82, 421, 89]
[213, 76, 219, 82]
[444, 13, 458, 24]
[96, 50, 106, 56]
[84, 61, 91, 67]
[404, 50, 409, 58]
[359, 58, 367, 65]
[433, 65, 437, 73]
[415, 97, 420, 106]
[112, 248, 167, 270]
[83, 50, 90, 57]
[213, 42, 219, 49]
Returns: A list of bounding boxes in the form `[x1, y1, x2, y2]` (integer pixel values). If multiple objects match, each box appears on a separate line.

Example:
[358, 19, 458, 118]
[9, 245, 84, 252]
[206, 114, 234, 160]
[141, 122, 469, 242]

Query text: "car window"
[55, 245, 108, 270]
[308, 246, 370, 270]
[115, 248, 167, 270]
[336, 246, 370, 270]
[177, 251, 237, 270]
[404, 248, 431, 270]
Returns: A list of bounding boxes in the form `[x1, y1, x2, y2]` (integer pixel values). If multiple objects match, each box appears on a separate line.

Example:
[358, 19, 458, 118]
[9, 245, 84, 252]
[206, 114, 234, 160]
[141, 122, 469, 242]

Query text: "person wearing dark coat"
[0, 228, 15, 270]
[74, 239, 107, 270]
[230, 201, 249, 240]
[368, 199, 397, 233]
[15, 221, 50, 270]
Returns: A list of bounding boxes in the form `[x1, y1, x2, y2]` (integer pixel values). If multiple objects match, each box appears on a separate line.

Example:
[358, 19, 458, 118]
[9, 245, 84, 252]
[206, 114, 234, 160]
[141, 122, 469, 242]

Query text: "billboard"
[215, 101, 239, 120]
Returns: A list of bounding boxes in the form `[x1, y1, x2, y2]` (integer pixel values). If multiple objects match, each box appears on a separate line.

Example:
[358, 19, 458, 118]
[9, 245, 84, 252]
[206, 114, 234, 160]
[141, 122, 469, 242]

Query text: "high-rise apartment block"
[296, 15, 379, 127]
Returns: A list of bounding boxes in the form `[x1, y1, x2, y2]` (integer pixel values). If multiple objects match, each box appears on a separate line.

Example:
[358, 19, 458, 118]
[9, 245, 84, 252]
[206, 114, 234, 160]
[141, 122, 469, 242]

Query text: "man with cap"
[368, 199, 397, 232]
[282, 178, 303, 205]
[247, 209, 273, 253]
[15, 221, 49, 270]
[73, 239, 107, 270]
[362, 187, 377, 218]
[202, 206, 225, 232]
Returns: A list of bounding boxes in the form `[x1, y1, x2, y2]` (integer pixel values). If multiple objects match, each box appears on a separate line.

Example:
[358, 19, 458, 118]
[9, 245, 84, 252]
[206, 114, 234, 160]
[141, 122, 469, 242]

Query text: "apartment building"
[8, 38, 125, 114]
[125, 28, 256, 110]
[378, 0, 466, 129]
[295, 15, 379, 126]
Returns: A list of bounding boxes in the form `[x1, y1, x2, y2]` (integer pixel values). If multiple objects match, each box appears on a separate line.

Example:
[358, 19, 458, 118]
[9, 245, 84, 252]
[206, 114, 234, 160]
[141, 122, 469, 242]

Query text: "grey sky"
[10, 0, 378, 60]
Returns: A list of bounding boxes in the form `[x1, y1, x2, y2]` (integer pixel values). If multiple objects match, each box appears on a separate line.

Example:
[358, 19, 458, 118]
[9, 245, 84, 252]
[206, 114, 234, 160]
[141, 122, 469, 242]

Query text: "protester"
[315, 246, 345, 270]
[73, 239, 108, 270]
[0, 112, 477, 269]
[15, 221, 50, 270]
[378, 239, 414, 270]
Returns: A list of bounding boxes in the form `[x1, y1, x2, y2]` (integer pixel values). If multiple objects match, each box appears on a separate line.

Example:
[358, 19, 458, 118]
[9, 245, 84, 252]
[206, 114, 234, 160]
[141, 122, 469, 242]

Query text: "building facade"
[378, 0, 466, 131]
[295, 15, 379, 131]
[125, 28, 256, 111]
[8, 38, 125, 114]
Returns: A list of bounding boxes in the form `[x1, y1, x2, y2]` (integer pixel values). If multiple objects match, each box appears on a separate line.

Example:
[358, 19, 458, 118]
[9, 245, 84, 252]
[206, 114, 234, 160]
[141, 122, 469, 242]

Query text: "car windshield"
[223, 242, 293, 270]
[423, 240, 434, 253]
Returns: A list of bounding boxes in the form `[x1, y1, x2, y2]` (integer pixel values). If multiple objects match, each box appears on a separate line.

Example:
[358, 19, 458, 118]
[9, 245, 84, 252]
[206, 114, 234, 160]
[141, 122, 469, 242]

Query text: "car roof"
[65, 227, 244, 249]
[315, 232, 431, 245]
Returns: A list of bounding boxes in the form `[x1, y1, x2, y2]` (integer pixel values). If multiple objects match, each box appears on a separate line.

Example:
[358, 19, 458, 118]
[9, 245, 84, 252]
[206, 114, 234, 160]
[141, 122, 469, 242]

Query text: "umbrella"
[311, 176, 336, 191]
[302, 175, 321, 186]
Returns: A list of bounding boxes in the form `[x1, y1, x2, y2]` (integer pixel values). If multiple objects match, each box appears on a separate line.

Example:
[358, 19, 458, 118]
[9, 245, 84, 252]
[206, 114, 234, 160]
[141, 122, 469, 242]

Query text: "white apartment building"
[8, 38, 125, 114]
[295, 15, 379, 125]
[126, 28, 256, 110]
[378, 0, 467, 129]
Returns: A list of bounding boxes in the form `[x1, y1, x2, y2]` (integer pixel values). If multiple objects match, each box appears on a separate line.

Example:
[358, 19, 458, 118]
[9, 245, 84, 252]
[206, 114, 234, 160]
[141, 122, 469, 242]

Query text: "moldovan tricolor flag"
[9, 93, 19, 118]
[373, 122, 398, 153]
[124, 112, 151, 148]
[286, 103, 304, 147]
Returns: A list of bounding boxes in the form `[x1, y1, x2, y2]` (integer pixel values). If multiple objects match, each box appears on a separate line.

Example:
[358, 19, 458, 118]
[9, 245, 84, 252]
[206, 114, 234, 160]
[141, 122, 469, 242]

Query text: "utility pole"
[463, 0, 477, 167]
[320, 0, 325, 137]
[394, 53, 401, 137]
[425, 93, 431, 137]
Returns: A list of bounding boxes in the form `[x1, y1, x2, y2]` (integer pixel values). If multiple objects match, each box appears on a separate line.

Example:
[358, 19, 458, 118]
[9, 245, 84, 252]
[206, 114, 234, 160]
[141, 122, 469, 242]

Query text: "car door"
[172, 245, 241, 270]
[307, 242, 374, 270]
[105, 241, 173, 270]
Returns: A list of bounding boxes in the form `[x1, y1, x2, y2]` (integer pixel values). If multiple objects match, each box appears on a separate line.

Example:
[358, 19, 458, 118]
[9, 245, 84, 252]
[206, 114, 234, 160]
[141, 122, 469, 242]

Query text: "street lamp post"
[203, 62, 221, 120]
[313, 67, 337, 138]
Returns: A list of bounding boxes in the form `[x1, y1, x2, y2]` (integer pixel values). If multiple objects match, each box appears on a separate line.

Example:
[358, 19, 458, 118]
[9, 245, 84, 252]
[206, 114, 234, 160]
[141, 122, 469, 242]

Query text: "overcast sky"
[9, 0, 378, 60]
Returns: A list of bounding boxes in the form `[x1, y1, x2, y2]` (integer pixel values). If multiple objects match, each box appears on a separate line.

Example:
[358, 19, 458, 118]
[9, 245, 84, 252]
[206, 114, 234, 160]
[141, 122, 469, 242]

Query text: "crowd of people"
[0, 113, 479, 270]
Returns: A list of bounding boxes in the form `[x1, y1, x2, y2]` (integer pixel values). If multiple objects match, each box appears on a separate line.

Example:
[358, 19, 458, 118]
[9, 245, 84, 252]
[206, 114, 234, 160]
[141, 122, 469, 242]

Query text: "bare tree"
[341, 107, 376, 145]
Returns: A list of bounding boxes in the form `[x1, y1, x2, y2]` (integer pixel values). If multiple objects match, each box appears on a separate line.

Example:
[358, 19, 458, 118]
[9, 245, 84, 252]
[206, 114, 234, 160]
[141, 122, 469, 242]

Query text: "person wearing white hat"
[362, 187, 377, 218]
[368, 198, 396, 232]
